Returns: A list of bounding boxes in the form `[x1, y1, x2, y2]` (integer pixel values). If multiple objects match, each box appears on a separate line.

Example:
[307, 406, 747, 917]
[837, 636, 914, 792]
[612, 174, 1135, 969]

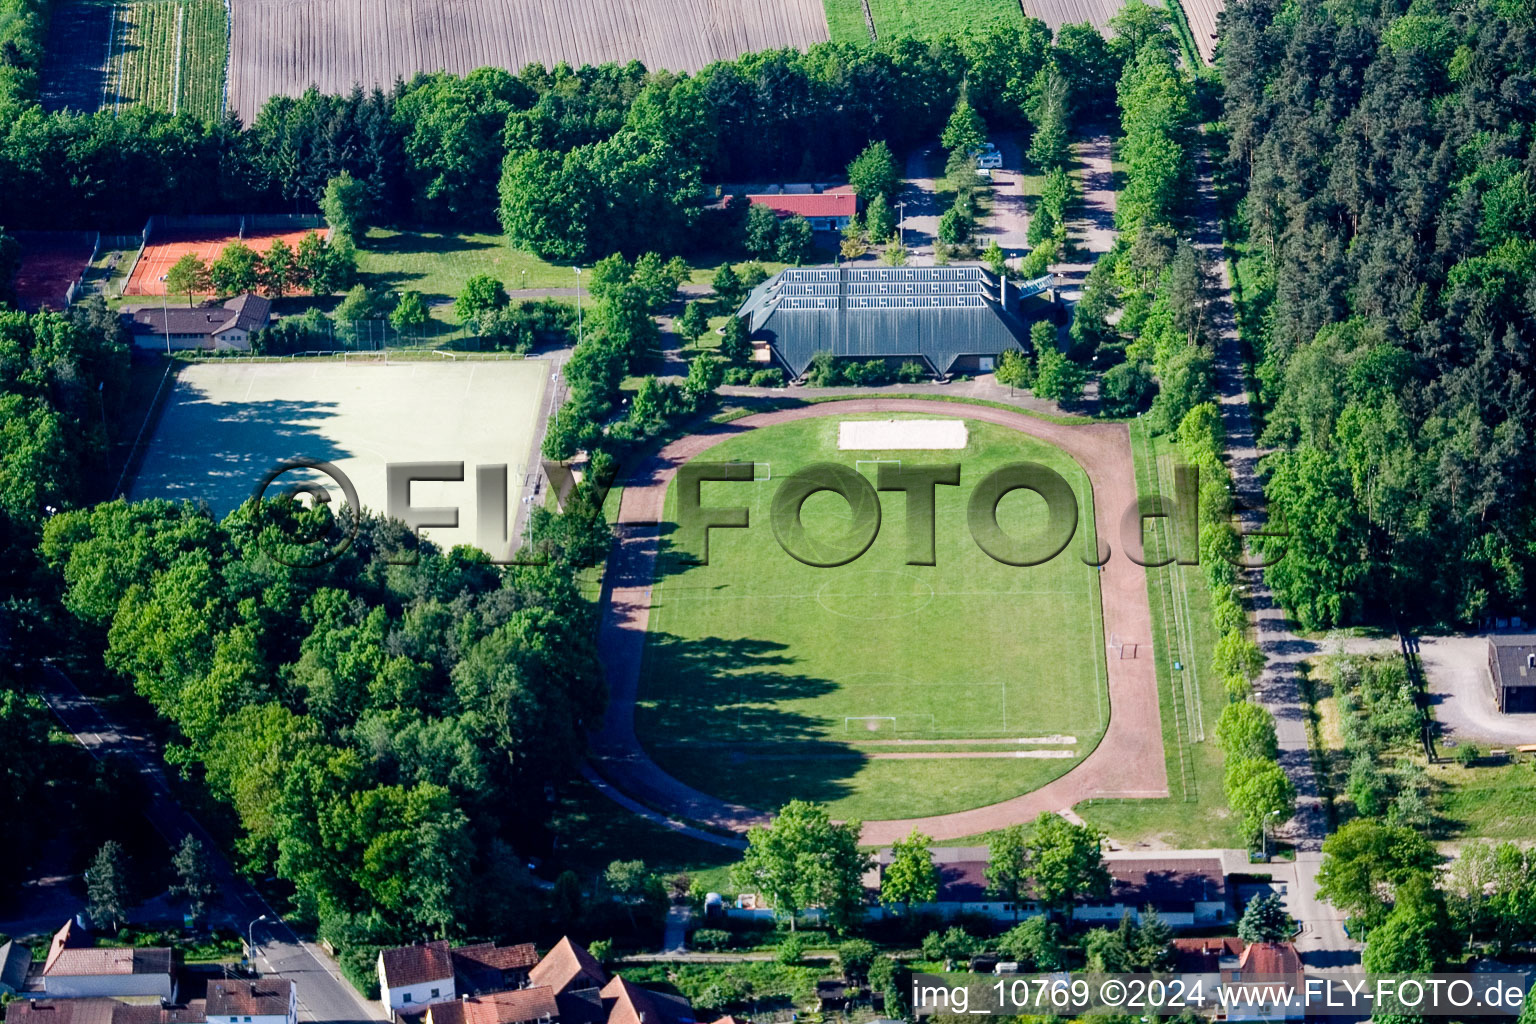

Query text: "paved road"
[1052, 135, 1117, 302]
[1420, 634, 1536, 745]
[1194, 145, 1360, 971]
[35, 664, 387, 1024]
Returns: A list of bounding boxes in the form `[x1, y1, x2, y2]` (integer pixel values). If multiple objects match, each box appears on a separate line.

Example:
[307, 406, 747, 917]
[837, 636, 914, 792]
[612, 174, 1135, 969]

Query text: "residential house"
[31, 921, 177, 1002]
[450, 944, 538, 996]
[425, 989, 559, 1024]
[598, 976, 693, 1024]
[1, 938, 34, 995]
[1170, 938, 1304, 1021]
[205, 980, 297, 1024]
[382, 938, 689, 1024]
[743, 191, 857, 233]
[7, 1000, 208, 1024]
[1486, 634, 1536, 713]
[123, 294, 272, 351]
[378, 942, 456, 1015]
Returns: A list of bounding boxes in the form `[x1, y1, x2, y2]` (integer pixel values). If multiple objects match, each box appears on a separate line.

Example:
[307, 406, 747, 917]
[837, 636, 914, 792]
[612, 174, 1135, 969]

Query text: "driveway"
[1421, 635, 1536, 745]
[1052, 134, 1117, 301]
[897, 146, 943, 259]
[976, 134, 1031, 253]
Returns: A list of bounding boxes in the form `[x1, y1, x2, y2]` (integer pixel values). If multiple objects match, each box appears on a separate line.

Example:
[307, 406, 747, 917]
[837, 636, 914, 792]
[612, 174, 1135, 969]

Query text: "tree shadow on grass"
[634, 624, 868, 811]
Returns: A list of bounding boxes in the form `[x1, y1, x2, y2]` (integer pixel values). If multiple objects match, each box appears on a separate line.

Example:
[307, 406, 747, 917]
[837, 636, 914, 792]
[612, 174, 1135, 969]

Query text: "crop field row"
[228, 0, 828, 121]
[824, 0, 1133, 40]
[103, 0, 227, 120]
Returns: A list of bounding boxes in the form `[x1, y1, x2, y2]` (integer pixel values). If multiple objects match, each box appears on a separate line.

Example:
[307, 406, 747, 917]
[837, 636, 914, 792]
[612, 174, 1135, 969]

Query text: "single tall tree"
[165, 253, 210, 306]
[985, 824, 1031, 917]
[677, 300, 710, 349]
[1025, 812, 1110, 917]
[881, 830, 938, 911]
[320, 171, 371, 240]
[87, 840, 130, 932]
[846, 140, 900, 205]
[171, 834, 218, 927]
[734, 800, 871, 932]
[1237, 892, 1291, 943]
[942, 97, 988, 158]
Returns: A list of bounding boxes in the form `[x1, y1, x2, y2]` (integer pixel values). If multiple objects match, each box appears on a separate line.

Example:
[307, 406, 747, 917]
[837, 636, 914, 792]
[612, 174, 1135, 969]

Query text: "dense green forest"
[1223, 0, 1536, 629]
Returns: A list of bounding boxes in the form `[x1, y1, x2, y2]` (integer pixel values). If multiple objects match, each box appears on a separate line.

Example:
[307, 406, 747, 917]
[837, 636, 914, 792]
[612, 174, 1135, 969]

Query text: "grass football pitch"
[634, 413, 1110, 822]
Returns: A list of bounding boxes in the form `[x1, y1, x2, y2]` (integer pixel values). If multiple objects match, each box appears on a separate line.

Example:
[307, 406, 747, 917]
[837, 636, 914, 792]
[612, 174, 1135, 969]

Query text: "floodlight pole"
[162, 292, 170, 355]
[896, 201, 907, 248]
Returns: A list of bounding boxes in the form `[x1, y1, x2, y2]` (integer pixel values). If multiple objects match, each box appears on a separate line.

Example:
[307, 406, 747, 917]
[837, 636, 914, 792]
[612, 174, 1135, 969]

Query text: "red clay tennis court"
[13, 231, 96, 310]
[125, 229, 318, 296]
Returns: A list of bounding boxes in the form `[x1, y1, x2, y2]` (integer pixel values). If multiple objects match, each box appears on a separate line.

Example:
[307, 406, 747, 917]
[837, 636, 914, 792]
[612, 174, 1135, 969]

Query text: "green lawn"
[635, 412, 1110, 822]
[355, 229, 580, 321]
[1073, 421, 1243, 849]
[824, 0, 873, 41]
[1434, 760, 1536, 840]
[848, 0, 1025, 40]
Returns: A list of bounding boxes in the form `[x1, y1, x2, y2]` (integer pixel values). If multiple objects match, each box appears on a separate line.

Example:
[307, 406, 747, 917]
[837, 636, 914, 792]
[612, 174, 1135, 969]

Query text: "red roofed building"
[744, 192, 857, 232]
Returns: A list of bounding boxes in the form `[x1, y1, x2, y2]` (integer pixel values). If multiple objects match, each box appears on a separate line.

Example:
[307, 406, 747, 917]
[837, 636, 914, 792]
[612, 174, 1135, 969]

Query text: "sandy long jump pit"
[130, 360, 550, 551]
[838, 418, 969, 449]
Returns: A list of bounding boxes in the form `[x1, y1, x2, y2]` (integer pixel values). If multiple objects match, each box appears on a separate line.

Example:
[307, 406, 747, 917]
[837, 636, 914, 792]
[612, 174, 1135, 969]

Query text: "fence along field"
[227, 0, 828, 119]
[40, 0, 227, 120]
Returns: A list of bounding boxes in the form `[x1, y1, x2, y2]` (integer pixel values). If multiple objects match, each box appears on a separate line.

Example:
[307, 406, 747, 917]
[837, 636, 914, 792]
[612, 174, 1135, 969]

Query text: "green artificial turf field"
[634, 413, 1109, 821]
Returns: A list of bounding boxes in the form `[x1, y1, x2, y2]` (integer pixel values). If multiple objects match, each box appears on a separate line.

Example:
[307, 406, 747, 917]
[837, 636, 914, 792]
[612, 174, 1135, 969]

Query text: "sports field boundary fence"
[115, 220, 153, 296]
[110, 359, 180, 500]
[146, 214, 242, 241]
[171, 348, 528, 364]
[244, 213, 327, 238]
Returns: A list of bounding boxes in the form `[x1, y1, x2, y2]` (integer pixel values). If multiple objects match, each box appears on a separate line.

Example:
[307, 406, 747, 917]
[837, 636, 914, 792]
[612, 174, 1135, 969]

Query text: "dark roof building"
[1487, 634, 1536, 713]
[206, 980, 295, 1021]
[735, 265, 1051, 380]
[7, 1001, 208, 1024]
[124, 294, 272, 351]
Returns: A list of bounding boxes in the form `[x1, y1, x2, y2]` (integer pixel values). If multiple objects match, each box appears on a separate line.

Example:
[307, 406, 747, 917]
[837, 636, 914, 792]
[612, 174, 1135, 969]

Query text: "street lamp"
[574, 267, 582, 346]
[895, 201, 907, 248]
[1261, 810, 1282, 860]
[247, 915, 269, 962]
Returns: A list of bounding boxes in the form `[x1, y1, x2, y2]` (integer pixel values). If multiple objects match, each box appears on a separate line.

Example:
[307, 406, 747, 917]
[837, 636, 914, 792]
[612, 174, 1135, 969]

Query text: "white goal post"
[855, 459, 901, 475]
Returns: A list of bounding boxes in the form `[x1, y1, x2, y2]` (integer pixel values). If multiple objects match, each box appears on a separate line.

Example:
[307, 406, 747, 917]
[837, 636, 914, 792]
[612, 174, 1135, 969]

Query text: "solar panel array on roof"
[847, 295, 986, 309]
[780, 297, 839, 309]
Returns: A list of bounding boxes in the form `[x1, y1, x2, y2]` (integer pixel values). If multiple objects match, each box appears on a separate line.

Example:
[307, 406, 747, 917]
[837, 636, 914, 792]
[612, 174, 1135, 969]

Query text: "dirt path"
[589, 398, 1167, 845]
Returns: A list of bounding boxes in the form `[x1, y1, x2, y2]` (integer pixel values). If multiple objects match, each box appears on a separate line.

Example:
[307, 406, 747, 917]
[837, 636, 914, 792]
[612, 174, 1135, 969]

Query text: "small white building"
[206, 980, 297, 1024]
[377, 942, 456, 1015]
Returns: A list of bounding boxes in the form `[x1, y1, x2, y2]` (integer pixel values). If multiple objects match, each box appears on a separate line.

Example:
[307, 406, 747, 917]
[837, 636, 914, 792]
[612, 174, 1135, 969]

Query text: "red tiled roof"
[207, 980, 293, 1017]
[452, 943, 538, 973]
[381, 942, 454, 989]
[427, 991, 558, 1024]
[600, 977, 691, 1024]
[528, 938, 607, 995]
[1237, 942, 1302, 976]
[745, 193, 857, 219]
[43, 947, 172, 978]
[1171, 936, 1244, 972]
